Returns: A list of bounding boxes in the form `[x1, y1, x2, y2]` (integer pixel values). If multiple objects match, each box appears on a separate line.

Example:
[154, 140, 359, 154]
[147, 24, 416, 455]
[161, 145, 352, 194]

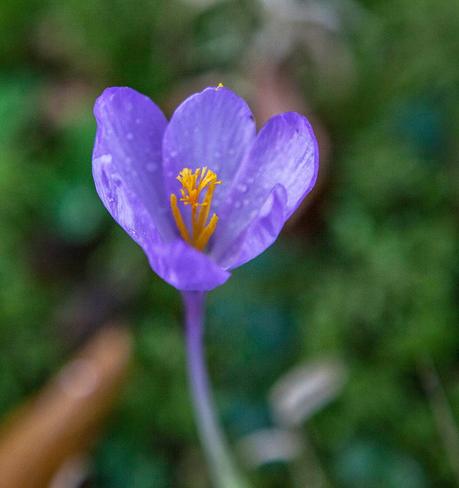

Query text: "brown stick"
[0, 326, 131, 488]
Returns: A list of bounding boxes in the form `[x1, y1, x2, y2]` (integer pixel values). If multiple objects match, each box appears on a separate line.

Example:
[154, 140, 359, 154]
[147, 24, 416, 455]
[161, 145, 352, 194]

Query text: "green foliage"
[0, 0, 458, 486]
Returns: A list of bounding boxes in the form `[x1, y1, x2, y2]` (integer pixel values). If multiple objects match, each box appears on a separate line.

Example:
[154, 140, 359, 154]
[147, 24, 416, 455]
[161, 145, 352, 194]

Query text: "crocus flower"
[92, 85, 319, 291]
[92, 84, 319, 488]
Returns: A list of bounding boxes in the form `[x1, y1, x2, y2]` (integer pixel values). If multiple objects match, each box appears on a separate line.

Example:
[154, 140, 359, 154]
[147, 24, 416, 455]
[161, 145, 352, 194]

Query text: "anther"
[170, 167, 221, 251]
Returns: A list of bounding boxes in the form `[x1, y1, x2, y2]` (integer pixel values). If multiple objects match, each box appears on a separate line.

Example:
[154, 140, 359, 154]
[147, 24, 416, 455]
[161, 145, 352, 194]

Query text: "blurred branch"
[237, 358, 345, 486]
[0, 325, 131, 488]
[269, 358, 346, 488]
[419, 358, 459, 485]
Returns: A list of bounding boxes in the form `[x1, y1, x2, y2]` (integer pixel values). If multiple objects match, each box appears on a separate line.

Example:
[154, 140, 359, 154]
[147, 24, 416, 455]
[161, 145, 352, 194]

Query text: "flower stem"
[182, 291, 249, 488]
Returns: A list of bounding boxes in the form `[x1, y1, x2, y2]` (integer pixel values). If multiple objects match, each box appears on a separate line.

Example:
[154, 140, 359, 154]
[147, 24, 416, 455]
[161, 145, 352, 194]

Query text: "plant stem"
[182, 291, 249, 488]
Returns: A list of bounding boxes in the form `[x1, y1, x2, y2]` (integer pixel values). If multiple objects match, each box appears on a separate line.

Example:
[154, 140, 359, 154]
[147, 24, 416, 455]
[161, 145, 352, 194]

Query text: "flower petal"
[217, 184, 288, 269]
[93, 151, 160, 249]
[93, 155, 229, 291]
[212, 112, 318, 262]
[93, 87, 174, 240]
[162, 86, 256, 213]
[147, 239, 231, 291]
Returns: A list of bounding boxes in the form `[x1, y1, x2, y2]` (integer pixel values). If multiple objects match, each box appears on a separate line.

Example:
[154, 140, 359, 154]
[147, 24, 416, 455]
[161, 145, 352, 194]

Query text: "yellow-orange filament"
[170, 167, 221, 251]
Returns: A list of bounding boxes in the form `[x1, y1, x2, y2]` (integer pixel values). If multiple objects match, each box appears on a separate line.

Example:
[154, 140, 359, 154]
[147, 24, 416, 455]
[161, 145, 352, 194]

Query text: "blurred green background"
[1, 0, 459, 486]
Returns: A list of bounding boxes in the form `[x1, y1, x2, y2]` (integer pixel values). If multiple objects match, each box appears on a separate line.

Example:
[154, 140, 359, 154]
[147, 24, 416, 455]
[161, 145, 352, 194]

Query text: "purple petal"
[93, 151, 161, 249]
[218, 184, 288, 269]
[162, 86, 256, 213]
[93, 87, 174, 240]
[147, 239, 230, 291]
[212, 112, 318, 263]
[93, 151, 229, 291]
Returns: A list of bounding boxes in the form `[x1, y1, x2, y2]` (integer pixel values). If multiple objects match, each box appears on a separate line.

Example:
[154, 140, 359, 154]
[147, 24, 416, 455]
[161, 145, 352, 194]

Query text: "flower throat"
[170, 167, 221, 251]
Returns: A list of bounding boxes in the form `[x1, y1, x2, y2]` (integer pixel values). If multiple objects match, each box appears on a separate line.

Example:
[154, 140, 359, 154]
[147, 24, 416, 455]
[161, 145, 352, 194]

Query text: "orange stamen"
[170, 167, 221, 251]
[170, 193, 191, 244]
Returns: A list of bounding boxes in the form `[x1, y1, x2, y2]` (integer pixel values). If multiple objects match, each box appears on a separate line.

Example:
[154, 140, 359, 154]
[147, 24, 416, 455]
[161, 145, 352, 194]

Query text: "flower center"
[170, 167, 221, 251]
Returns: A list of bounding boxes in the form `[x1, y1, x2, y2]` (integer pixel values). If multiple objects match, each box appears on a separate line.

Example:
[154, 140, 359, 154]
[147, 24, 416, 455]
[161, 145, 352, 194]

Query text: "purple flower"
[92, 85, 319, 291]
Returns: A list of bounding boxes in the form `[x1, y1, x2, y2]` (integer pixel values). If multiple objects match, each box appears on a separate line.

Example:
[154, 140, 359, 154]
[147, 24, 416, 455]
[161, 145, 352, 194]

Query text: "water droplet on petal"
[127, 133, 133, 140]
[146, 163, 157, 172]
[237, 183, 248, 193]
[98, 154, 112, 164]
[235, 201, 241, 209]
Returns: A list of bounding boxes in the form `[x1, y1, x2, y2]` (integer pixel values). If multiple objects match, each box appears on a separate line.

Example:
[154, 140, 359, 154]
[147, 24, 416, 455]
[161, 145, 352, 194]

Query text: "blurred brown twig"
[0, 325, 131, 488]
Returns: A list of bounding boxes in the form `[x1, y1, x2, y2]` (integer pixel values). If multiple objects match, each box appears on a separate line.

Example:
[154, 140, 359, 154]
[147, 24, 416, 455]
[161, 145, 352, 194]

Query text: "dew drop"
[98, 154, 112, 164]
[237, 183, 248, 193]
[135, 118, 141, 124]
[146, 163, 157, 172]
[127, 133, 133, 140]
[243, 198, 250, 206]
[235, 201, 241, 209]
